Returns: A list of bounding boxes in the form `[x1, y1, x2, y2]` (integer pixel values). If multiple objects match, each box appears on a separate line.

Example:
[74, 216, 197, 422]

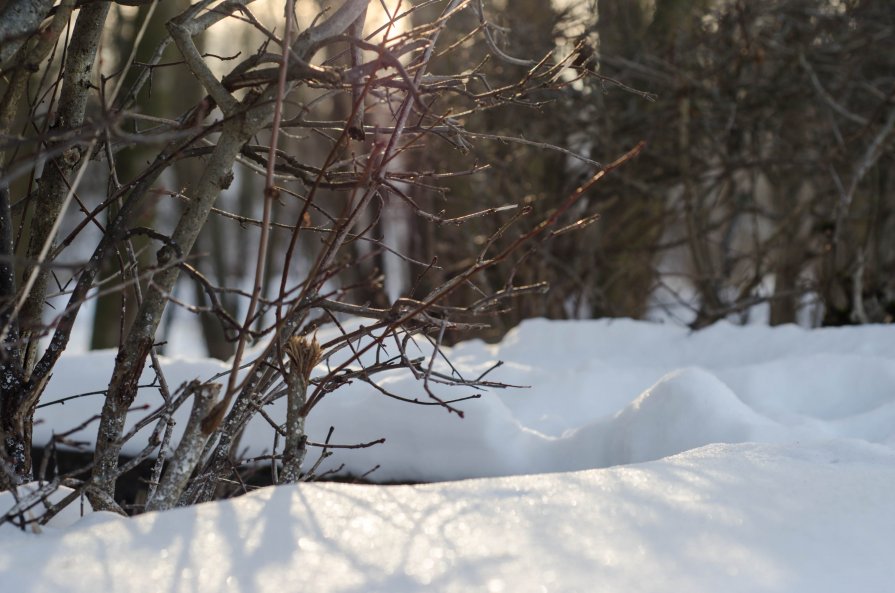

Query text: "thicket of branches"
[0, 0, 640, 525]
[4, 0, 888, 527]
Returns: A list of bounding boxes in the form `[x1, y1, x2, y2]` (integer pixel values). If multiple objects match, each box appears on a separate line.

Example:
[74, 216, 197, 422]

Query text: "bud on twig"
[280, 335, 321, 484]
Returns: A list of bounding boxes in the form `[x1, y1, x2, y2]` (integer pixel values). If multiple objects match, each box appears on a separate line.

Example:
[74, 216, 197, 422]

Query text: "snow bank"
[33, 319, 895, 482]
[8, 320, 895, 593]
[2, 440, 893, 593]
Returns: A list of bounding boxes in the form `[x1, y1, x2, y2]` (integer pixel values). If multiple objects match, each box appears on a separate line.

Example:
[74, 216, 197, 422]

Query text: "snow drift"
[32, 318, 895, 482]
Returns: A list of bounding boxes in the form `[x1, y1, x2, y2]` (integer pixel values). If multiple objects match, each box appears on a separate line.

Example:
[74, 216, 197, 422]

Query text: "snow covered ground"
[3, 318, 895, 592]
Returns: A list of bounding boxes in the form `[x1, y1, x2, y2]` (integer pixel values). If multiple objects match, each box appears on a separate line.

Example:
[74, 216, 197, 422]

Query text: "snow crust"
[6, 319, 895, 592]
[2, 441, 893, 593]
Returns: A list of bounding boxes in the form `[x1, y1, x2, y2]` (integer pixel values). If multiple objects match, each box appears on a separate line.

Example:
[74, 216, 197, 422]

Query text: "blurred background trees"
[3, 0, 892, 361]
[394, 0, 895, 337]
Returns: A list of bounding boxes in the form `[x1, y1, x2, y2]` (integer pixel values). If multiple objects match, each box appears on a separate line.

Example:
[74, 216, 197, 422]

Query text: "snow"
[4, 318, 895, 592]
[3, 441, 894, 592]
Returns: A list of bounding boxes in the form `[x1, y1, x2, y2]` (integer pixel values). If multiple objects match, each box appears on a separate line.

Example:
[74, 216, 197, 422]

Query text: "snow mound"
[2, 441, 894, 593]
[9, 320, 895, 593]
[553, 367, 784, 470]
[32, 319, 895, 481]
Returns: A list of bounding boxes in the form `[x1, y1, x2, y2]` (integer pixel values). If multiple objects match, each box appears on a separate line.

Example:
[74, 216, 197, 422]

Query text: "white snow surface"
[31, 318, 895, 481]
[4, 318, 895, 592]
[2, 441, 894, 593]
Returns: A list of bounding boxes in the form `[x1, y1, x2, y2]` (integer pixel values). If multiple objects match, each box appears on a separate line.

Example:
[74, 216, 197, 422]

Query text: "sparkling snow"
[3, 318, 895, 592]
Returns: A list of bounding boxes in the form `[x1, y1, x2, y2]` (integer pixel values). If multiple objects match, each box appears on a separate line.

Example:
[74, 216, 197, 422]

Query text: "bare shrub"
[0, 0, 639, 523]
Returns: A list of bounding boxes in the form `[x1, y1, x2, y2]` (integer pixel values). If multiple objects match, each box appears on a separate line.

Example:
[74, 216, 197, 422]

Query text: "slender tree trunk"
[0, 1, 110, 482]
[20, 1, 111, 370]
[0, 183, 27, 478]
[91, 115, 250, 501]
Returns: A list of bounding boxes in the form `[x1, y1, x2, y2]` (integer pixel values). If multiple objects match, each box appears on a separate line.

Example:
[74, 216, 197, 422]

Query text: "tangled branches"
[0, 0, 639, 520]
